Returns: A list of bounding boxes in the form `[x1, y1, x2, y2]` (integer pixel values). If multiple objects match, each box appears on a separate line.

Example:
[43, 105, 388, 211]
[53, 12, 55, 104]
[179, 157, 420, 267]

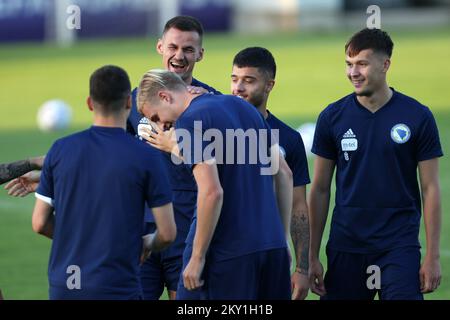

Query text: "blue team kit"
[312, 88, 443, 299]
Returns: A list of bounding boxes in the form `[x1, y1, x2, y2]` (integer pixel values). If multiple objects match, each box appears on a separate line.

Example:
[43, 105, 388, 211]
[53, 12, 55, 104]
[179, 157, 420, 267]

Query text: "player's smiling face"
[157, 28, 204, 85]
[231, 66, 273, 108]
[346, 49, 389, 97]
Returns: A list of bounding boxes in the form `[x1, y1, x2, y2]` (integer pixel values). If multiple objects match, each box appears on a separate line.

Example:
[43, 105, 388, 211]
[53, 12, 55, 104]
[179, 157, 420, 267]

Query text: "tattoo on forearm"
[291, 210, 310, 271]
[0, 160, 32, 184]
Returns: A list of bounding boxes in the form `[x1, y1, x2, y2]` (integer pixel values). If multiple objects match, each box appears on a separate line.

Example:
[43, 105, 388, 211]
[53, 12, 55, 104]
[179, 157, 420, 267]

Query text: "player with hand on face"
[309, 28, 443, 300]
[230, 47, 311, 300]
[127, 16, 222, 301]
[138, 69, 293, 300]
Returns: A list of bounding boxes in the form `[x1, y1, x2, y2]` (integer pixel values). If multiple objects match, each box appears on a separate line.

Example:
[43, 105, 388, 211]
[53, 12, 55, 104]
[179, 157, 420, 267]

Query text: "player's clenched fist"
[183, 256, 205, 291]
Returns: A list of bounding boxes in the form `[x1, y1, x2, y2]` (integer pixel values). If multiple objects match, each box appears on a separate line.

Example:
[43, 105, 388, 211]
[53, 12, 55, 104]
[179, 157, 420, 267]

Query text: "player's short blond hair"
[137, 69, 186, 113]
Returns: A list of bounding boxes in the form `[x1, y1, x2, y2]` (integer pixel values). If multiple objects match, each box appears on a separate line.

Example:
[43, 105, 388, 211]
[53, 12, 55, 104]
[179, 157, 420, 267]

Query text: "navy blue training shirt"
[36, 126, 172, 299]
[266, 110, 310, 187]
[176, 94, 287, 262]
[312, 89, 443, 253]
[127, 78, 221, 258]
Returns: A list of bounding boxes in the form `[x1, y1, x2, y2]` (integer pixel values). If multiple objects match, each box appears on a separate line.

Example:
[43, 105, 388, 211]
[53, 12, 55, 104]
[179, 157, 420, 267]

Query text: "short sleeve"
[287, 133, 311, 187]
[416, 108, 443, 161]
[35, 143, 56, 206]
[145, 154, 173, 209]
[311, 109, 337, 160]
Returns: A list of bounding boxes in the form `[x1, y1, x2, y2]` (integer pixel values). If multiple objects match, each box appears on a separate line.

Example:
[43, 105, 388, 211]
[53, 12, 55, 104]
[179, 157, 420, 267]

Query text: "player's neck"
[183, 91, 203, 112]
[93, 115, 127, 130]
[357, 85, 393, 113]
[256, 105, 269, 119]
[184, 75, 193, 86]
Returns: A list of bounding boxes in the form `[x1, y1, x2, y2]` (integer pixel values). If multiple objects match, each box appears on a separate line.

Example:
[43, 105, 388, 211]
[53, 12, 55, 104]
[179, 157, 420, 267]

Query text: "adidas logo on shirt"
[343, 129, 356, 138]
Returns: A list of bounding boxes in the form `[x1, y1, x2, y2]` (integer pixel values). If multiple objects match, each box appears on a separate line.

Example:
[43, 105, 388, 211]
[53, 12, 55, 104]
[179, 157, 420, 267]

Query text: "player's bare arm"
[273, 153, 293, 238]
[308, 155, 335, 296]
[5, 170, 41, 197]
[141, 202, 176, 264]
[290, 185, 310, 300]
[0, 155, 45, 185]
[32, 198, 54, 239]
[183, 161, 223, 291]
[418, 158, 442, 293]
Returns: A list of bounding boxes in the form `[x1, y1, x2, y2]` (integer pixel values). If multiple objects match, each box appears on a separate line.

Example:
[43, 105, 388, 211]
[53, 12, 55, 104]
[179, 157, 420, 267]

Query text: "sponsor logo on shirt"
[343, 128, 356, 138]
[391, 123, 411, 144]
[341, 129, 357, 161]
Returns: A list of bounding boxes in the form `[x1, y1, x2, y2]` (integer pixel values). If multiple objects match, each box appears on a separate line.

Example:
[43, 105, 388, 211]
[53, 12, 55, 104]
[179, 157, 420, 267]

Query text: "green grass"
[0, 27, 449, 300]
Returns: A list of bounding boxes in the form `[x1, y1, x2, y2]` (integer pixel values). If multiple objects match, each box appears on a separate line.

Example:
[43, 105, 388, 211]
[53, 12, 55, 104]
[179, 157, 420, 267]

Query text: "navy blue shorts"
[139, 253, 182, 299]
[176, 245, 291, 300]
[140, 190, 195, 299]
[322, 246, 423, 300]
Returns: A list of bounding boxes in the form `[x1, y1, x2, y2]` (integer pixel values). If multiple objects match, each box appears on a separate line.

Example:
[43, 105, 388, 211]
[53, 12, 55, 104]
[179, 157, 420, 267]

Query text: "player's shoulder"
[266, 111, 301, 140]
[186, 93, 229, 115]
[52, 128, 90, 147]
[322, 92, 355, 115]
[191, 78, 221, 95]
[393, 89, 433, 117]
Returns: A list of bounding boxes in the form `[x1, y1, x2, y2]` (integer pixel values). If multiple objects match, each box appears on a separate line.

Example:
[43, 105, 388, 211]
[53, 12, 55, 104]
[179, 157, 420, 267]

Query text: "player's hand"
[142, 125, 177, 154]
[183, 255, 205, 291]
[187, 86, 209, 95]
[309, 258, 326, 297]
[4, 170, 41, 197]
[420, 255, 441, 293]
[140, 247, 151, 266]
[291, 269, 309, 300]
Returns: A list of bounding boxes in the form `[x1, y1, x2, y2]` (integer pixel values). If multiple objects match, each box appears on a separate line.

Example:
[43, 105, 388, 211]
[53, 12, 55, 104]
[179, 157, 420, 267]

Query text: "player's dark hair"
[233, 47, 276, 79]
[89, 65, 131, 114]
[163, 15, 204, 39]
[345, 28, 394, 58]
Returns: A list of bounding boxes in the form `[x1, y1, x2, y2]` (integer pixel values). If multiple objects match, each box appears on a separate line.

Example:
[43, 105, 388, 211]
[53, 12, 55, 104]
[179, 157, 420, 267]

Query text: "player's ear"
[125, 95, 132, 110]
[266, 80, 275, 93]
[196, 48, 204, 62]
[158, 90, 170, 103]
[86, 97, 94, 112]
[383, 58, 391, 73]
[156, 39, 164, 55]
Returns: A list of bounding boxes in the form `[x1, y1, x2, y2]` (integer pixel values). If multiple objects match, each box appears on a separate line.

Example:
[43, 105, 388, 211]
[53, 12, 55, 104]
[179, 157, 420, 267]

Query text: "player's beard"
[247, 94, 265, 109]
[355, 89, 373, 97]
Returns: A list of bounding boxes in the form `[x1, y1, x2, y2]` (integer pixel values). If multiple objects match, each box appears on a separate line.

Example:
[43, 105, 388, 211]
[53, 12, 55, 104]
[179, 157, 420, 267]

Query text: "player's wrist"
[295, 267, 308, 275]
[28, 156, 44, 170]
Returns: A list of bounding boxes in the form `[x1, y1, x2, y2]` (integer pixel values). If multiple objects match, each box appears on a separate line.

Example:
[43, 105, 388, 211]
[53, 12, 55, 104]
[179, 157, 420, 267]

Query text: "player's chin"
[169, 67, 187, 78]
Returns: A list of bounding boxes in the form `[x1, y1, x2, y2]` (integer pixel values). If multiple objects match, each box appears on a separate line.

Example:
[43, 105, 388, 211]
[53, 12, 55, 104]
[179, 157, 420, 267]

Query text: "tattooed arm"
[290, 185, 310, 300]
[0, 156, 45, 185]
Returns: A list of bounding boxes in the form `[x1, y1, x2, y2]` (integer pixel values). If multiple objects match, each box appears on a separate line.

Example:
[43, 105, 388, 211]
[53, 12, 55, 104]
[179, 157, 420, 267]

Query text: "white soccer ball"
[297, 122, 316, 157]
[37, 99, 72, 132]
